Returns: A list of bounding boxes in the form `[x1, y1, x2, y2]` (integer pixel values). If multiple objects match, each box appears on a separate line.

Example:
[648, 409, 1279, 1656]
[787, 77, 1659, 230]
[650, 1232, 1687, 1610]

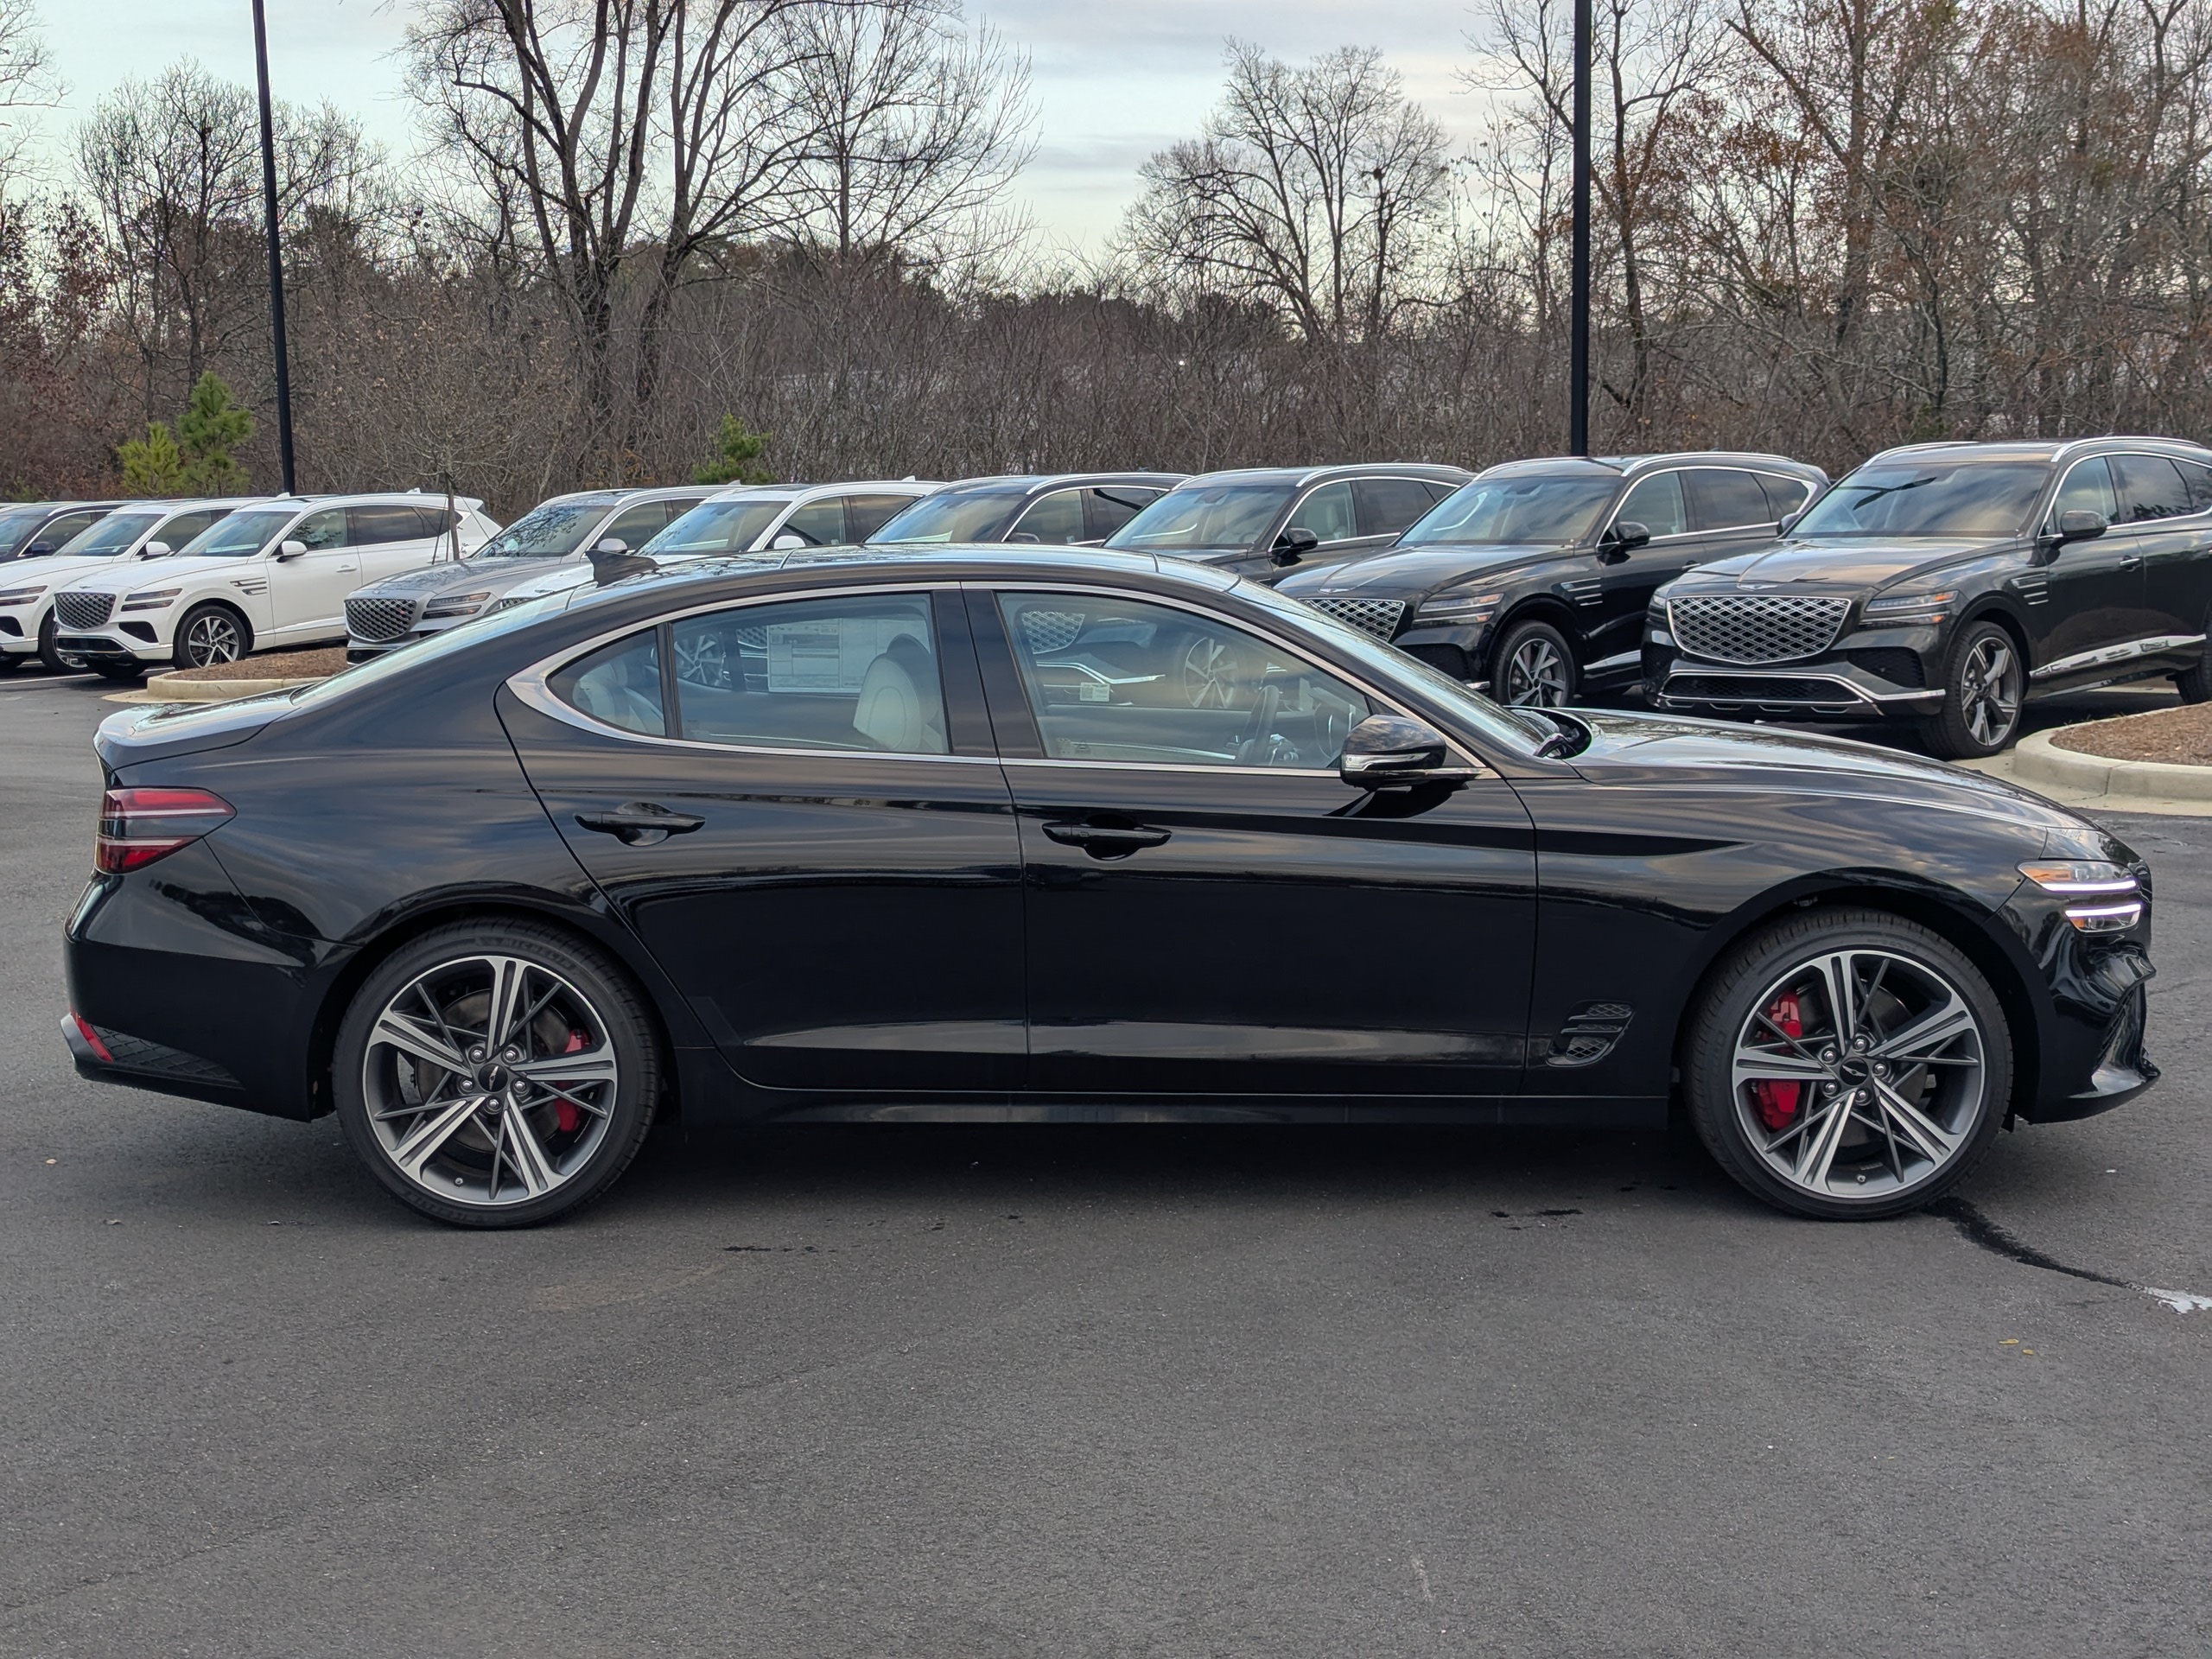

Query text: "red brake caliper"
[1753, 993, 1804, 1130]
[554, 1028, 588, 1134]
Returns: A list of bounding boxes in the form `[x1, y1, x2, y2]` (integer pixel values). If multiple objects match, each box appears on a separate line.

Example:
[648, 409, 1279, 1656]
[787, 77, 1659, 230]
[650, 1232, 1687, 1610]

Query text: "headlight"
[1862, 590, 1955, 626]
[2018, 860, 2145, 931]
[423, 591, 493, 619]
[1416, 590, 1504, 625]
[0, 586, 46, 606]
[120, 588, 181, 612]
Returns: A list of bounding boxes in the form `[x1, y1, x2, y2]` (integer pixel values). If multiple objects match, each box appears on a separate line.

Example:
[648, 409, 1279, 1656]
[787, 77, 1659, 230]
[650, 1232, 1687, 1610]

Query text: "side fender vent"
[1547, 1001, 1634, 1067]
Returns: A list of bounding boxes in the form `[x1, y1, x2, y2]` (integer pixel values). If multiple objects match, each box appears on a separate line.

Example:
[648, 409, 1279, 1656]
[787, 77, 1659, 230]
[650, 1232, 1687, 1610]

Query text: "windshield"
[645, 499, 791, 556]
[868, 490, 1027, 544]
[1106, 482, 1293, 553]
[0, 505, 53, 553]
[1234, 578, 1549, 757]
[182, 507, 296, 558]
[1796, 462, 2050, 537]
[1402, 476, 1617, 546]
[54, 511, 162, 558]
[473, 498, 615, 559]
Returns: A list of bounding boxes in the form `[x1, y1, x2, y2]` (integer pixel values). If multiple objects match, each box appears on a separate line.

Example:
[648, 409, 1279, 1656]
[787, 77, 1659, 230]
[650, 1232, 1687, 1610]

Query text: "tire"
[2174, 627, 2210, 703]
[173, 602, 249, 670]
[1921, 619, 2023, 759]
[1682, 907, 2010, 1220]
[35, 611, 66, 672]
[1490, 618, 1578, 708]
[333, 920, 661, 1228]
[0, 651, 18, 674]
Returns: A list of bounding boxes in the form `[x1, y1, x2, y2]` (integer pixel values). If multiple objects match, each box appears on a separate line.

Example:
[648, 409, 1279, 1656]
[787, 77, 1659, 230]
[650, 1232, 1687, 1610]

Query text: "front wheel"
[2174, 617, 2211, 702]
[1490, 618, 1577, 708]
[174, 603, 248, 670]
[35, 611, 66, 671]
[1921, 620, 2023, 759]
[333, 921, 661, 1227]
[1683, 908, 2010, 1219]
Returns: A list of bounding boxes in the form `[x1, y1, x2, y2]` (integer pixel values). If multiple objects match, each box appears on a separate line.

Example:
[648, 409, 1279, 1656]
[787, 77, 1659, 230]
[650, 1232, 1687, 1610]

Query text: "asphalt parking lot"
[3, 667, 2207, 1656]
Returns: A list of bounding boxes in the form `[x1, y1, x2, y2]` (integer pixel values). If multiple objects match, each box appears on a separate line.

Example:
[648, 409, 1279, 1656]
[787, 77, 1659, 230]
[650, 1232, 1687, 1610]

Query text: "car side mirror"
[594, 537, 628, 556]
[139, 541, 171, 558]
[1597, 520, 1649, 563]
[1779, 510, 1803, 534]
[588, 539, 658, 586]
[25, 542, 54, 556]
[771, 532, 809, 550]
[1338, 714, 1485, 791]
[1270, 526, 1321, 567]
[273, 539, 308, 561]
[2057, 509, 2107, 543]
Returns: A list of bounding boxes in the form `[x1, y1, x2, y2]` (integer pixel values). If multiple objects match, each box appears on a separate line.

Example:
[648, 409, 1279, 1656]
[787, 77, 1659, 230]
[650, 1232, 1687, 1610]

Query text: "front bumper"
[1643, 630, 1943, 720]
[1999, 866, 2160, 1124]
[54, 631, 167, 665]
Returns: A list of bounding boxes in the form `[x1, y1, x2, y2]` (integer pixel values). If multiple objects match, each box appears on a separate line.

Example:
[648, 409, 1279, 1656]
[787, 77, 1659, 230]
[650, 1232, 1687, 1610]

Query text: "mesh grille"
[1303, 596, 1405, 639]
[1015, 608, 1084, 653]
[1668, 594, 1849, 664]
[1666, 674, 1858, 706]
[346, 596, 418, 641]
[1843, 646, 1926, 688]
[54, 591, 115, 631]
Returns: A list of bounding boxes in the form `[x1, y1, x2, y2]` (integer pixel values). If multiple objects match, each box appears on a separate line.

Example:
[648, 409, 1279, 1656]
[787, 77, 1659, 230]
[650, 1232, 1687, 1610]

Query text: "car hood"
[353, 558, 572, 601]
[1277, 543, 1564, 596]
[59, 556, 261, 595]
[1559, 707, 2087, 836]
[0, 555, 144, 591]
[1671, 536, 2011, 593]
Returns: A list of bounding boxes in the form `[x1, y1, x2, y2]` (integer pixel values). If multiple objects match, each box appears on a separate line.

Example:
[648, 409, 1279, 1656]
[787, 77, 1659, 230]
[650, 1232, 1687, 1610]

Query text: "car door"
[2037, 457, 2147, 674]
[502, 585, 1027, 1092]
[1582, 468, 1698, 666]
[975, 585, 1536, 1100]
[266, 506, 361, 638]
[2115, 454, 2212, 645]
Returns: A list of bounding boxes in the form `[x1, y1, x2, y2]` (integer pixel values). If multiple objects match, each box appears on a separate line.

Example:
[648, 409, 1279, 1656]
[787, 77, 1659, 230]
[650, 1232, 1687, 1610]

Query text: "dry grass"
[2050, 702, 2212, 765]
[168, 648, 348, 683]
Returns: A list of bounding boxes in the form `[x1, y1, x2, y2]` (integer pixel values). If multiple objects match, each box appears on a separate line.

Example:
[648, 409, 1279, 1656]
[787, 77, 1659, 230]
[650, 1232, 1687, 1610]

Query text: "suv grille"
[54, 592, 116, 630]
[1302, 596, 1405, 639]
[346, 596, 419, 641]
[1668, 594, 1850, 664]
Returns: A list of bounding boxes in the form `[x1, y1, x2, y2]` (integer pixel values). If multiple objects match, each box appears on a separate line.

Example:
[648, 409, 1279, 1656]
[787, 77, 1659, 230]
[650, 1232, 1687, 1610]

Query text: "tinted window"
[551, 632, 664, 736]
[649, 498, 791, 556]
[997, 591, 1370, 770]
[1287, 482, 1358, 543]
[476, 497, 619, 559]
[2178, 458, 2212, 513]
[1796, 462, 2049, 537]
[1356, 478, 1440, 538]
[1758, 474, 1815, 518]
[1084, 486, 1160, 542]
[598, 500, 675, 552]
[844, 493, 919, 542]
[54, 511, 162, 557]
[291, 508, 350, 550]
[1687, 468, 1773, 531]
[35, 511, 104, 552]
[1401, 475, 1617, 545]
[2050, 458, 2117, 524]
[1423, 480, 1458, 503]
[156, 509, 224, 548]
[1616, 472, 1688, 537]
[1104, 482, 1295, 554]
[671, 594, 944, 753]
[2112, 454, 2191, 524]
[1009, 489, 1087, 545]
[775, 499, 848, 546]
[347, 505, 425, 545]
[0, 505, 52, 556]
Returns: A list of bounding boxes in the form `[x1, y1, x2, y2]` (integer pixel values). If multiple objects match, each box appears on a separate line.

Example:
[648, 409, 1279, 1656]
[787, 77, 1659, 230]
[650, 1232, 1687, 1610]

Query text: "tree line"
[1, 0, 2209, 518]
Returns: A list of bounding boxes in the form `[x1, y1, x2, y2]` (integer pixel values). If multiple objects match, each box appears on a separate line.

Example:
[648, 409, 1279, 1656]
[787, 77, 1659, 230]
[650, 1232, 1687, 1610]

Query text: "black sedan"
[1275, 454, 1824, 706]
[66, 548, 2155, 1227]
[1647, 437, 2212, 757]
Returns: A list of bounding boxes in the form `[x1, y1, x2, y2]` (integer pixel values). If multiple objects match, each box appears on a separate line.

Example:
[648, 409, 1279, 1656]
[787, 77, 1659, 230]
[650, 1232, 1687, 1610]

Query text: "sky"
[22, 0, 1497, 251]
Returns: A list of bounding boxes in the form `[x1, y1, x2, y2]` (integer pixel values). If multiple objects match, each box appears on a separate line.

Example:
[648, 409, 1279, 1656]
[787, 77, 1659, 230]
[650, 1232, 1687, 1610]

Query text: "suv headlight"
[120, 588, 181, 612]
[0, 585, 46, 606]
[1862, 590, 1955, 627]
[2018, 860, 2145, 931]
[423, 591, 493, 619]
[1416, 590, 1504, 625]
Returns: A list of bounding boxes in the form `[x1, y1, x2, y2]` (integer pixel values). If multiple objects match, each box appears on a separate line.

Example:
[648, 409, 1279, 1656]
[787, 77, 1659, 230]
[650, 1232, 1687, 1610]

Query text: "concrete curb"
[105, 673, 327, 706]
[2011, 727, 2212, 802]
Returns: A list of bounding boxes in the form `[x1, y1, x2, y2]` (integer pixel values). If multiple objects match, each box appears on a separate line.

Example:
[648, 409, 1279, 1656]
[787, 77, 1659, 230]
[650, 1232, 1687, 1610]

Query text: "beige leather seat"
[851, 635, 945, 752]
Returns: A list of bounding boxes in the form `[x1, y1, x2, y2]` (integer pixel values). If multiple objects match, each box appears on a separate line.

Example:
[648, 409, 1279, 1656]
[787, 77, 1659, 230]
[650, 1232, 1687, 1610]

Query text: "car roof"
[569, 543, 1226, 609]
[1479, 452, 1825, 480]
[925, 473, 1186, 497]
[1173, 463, 1471, 487]
[249, 491, 488, 511]
[1866, 436, 2212, 467]
[703, 479, 943, 505]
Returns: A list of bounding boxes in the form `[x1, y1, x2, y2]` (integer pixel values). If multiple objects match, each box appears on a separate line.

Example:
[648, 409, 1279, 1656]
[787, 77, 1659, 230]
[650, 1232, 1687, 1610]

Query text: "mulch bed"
[167, 648, 348, 683]
[2050, 702, 2212, 765]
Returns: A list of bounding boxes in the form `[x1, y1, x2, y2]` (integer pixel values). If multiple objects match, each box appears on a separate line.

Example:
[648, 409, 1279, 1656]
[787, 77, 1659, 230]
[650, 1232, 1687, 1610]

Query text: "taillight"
[95, 786, 234, 874]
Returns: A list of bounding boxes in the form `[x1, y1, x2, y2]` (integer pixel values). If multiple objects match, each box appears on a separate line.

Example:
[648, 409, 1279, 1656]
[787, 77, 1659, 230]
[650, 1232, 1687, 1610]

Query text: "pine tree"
[176, 372, 255, 494]
[118, 423, 188, 495]
[693, 414, 772, 485]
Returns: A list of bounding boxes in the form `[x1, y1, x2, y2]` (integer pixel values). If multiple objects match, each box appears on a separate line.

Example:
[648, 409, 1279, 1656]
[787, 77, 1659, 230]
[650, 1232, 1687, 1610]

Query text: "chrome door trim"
[2028, 632, 2207, 683]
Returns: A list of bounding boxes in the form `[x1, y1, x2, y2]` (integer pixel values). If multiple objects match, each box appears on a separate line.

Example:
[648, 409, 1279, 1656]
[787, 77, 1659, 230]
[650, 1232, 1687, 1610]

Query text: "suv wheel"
[174, 603, 247, 670]
[1921, 620, 2022, 759]
[1683, 908, 2010, 1219]
[1491, 618, 1577, 708]
[35, 612, 67, 672]
[2174, 618, 2211, 703]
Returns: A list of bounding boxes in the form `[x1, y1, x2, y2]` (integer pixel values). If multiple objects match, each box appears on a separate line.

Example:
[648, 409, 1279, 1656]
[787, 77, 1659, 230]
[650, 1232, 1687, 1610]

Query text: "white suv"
[51, 493, 500, 677]
[0, 499, 267, 673]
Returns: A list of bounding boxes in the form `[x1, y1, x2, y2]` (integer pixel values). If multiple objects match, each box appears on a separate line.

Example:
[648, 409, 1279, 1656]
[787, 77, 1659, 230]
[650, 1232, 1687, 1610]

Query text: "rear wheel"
[1921, 620, 2022, 758]
[174, 603, 248, 670]
[1491, 618, 1577, 708]
[2174, 618, 2211, 702]
[1683, 908, 2009, 1219]
[333, 921, 661, 1228]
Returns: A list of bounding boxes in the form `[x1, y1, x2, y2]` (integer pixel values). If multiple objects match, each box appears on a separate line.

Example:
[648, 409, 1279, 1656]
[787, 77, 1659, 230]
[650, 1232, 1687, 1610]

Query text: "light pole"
[1568, 0, 1592, 457]
[251, 0, 297, 493]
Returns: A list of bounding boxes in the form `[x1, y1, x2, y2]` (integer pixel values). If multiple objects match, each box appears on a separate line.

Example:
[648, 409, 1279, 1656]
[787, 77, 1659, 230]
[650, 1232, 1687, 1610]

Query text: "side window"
[996, 591, 1371, 770]
[2050, 457, 2118, 526]
[1287, 481, 1359, 543]
[1685, 468, 1771, 532]
[777, 499, 849, 546]
[599, 501, 673, 551]
[1008, 489, 1087, 545]
[346, 505, 426, 546]
[1084, 486, 1160, 542]
[38, 512, 100, 550]
[1615, 471, 1688, 537]
[158, 510, 219, 547]
[1356, 478, 1440, 538]
[844, 493, 918, 542]
[1423, 480, 1459, 503]
[550, 632, 664, 737]
[2177, 458, 2212, 514]
[1758, 474, 1815, 519]
[671, 593, 945, 753]
[2112, 454, 2191, 524]
[292, 507, 351, 550]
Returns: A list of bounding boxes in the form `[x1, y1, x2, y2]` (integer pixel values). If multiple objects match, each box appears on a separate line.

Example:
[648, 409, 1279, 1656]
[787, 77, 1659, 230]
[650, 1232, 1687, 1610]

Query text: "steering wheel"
[1230, 683, 1284, 766]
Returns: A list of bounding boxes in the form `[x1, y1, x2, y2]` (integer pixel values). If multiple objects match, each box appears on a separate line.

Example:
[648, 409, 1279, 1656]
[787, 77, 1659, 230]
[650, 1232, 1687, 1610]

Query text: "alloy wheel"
[675, 630, 728, 689]
[1958, 634, 2020, 748]
[359, 953, 622, 1209]
[183, 612, 244, 667]
[1728, 947, 1988, 1203]
[1502, 636, 1571, 707]
[1181, 635, 1247, 708]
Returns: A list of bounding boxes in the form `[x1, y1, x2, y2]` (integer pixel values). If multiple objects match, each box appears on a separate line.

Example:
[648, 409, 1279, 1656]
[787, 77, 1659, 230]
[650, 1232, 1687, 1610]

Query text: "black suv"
[1273, 454, 1824, 704]
[867, 474, 1185, 547]
[1646, 438, 2212, 757]
[1103, 463, 1471, 580]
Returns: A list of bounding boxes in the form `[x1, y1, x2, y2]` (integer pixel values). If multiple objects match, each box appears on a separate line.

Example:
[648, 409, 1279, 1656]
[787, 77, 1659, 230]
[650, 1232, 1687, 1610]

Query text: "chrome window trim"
[1602, 467, 1696, 543]
[1281, 478, 1366, 549]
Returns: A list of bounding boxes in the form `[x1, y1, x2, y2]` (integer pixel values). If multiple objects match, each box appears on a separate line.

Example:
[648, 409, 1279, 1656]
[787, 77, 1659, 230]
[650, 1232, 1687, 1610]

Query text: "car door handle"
[1041, 820, 1172, 858]
[2118, 553, 2143, 569]
[575, 803, 706, 846]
